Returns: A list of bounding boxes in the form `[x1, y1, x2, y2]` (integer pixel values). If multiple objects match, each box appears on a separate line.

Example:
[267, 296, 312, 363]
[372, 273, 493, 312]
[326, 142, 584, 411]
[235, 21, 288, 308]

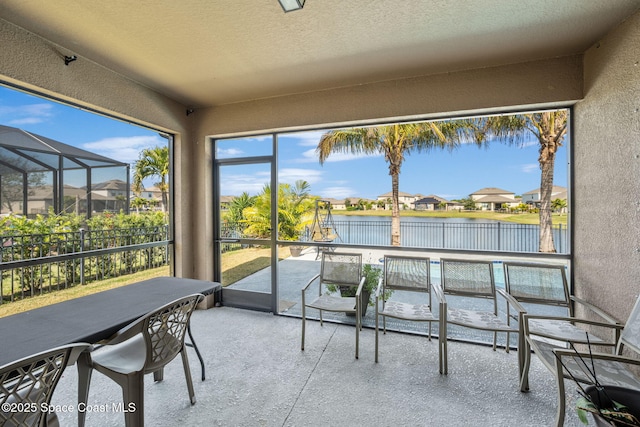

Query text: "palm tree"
[552, 198, 567, 215]
[474, 111, 567, 252]
[317, 122, 475, 246]
[133, 146, 169, 212]
[242, 180, 315, 241]
[130, 196, 147, 213]
[225, 192, 255, 234]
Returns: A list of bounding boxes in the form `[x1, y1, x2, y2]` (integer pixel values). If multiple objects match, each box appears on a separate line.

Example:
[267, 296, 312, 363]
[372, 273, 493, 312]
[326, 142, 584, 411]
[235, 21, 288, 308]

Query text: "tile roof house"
[470, 187, 520, 211]
[376, 191, 421, 210]
[521, 186, 567, 206]
[414, 194, 462, 211]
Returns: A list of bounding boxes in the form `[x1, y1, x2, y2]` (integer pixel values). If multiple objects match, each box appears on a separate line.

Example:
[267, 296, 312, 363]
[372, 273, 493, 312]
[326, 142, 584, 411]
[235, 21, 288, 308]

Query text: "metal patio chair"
[301, 252, 365, 359]
[374, 255, 440, 367]
[435, 258, 524, 375]
[1, 343, 89, 427]
[78, 293, 203, 427]
[503, 261, 618, 391]
[521, 296, 638, 426]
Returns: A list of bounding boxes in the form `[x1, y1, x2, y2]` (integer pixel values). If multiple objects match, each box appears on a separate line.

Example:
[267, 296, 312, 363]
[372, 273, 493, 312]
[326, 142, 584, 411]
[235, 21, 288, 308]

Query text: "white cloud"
[0, 103, 55, 125]
[218, 168, 325, 196]
[8, 117, 46, 125]
[320, 186, 355, 199]
[520, 140, 539, 148]
[221, 173, 269, 196]
[83, 135, 164, 164]
[278, 168, 323, 185]
[216, 147, 244, 157]
[520, 163, 539, 173]
[279, 130, 325, 147]
[296, 147, 380, 163]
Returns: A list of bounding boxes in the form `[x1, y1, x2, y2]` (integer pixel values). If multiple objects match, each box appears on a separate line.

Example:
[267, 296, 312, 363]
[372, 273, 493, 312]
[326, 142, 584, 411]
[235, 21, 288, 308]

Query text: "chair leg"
[355, 297, 360, 359]
[46, 412, 60, 427]
[555, 377, 566, 427]
[301, 300, 306, 351]
[554, 354, 567, 427]
[375, 311, 380, 363]
[517, 330, 525, 383]
[181, 349, 196, 405]
[520, 345, 531, 392]
[186, 323, 206, 381]
[440, 319, 448, 375]
[153, 368, 164, 382]
[355, 315, 360, 360]
[120, 373, 144, 427]
[77, 352, 93, 427]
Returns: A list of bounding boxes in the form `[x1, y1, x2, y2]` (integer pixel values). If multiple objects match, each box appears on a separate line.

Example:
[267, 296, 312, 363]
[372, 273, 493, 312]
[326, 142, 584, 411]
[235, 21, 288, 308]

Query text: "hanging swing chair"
[308, 199, 341, 259]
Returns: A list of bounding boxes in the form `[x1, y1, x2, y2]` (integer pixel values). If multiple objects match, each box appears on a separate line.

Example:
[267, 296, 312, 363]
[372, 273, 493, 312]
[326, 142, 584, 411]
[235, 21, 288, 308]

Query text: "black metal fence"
[331, 220, 567, 253]
[0, 226, 170, 303]
[222, 219, 568, 253]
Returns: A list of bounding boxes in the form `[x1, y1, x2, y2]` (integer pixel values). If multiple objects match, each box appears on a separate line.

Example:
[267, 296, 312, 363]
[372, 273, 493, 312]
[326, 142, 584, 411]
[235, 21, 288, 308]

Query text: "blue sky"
[1, 85, 568, 201]
[0, 86, 164, 162]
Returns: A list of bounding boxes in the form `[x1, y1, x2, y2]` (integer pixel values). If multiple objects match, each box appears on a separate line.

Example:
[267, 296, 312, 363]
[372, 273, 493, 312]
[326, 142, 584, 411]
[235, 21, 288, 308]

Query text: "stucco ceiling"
[0, 0, 638, 108]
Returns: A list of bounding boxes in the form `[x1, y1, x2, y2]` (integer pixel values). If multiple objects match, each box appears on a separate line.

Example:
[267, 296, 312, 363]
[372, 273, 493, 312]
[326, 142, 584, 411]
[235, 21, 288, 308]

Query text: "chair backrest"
[503, 262, 570, 310]
[320, 252, 362, 288]
[383, 255, 431, 293]
[440, 259, 495, 298]
[619, 296, 640, 355]
[1, 343, 89, 427]
[142, 293, 203, 373]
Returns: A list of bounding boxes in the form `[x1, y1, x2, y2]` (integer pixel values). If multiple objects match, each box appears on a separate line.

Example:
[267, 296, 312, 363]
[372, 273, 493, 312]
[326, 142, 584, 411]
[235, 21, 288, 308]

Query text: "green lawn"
[0, 246, 293, 317]
[0, 266, 170, 318]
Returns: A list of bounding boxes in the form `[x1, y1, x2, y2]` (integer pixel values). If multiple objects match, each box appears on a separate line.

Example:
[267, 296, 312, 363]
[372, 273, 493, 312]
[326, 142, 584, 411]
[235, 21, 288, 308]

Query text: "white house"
[376, 191, 421, 210]
[470, 187, 519, 211]
[522, 186, 567, 206]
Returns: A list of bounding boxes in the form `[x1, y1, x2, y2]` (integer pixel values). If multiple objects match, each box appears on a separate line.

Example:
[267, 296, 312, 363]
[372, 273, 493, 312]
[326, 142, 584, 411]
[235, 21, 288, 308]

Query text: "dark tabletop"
[0, 277, 221, 366]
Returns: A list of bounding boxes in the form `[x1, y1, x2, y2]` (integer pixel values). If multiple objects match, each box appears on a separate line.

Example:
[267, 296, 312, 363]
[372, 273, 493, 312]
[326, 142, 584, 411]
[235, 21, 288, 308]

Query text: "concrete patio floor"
[50, 305, 586, 426]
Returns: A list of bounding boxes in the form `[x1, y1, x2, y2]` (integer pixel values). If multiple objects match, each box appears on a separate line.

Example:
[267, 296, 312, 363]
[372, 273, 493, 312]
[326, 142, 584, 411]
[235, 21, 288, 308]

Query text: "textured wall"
[196, 55, 583, 137]
[573, 11, 640, 322]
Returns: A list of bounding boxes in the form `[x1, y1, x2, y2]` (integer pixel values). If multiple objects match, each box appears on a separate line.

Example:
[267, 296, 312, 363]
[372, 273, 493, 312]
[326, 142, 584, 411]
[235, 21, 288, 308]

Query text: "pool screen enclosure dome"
[0, 124, 129, 218]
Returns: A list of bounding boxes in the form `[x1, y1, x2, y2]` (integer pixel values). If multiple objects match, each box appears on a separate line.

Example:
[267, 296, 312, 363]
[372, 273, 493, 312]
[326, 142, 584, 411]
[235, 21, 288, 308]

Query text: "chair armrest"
[355, 277, 365, 297]
[432, 282, 446, 305]
[106, 316, 146, 345]
[301, 274, 321, 293]
[497, 288, 526, 315]
[554, 348, 640, 378]
[374, 277, 383, 299]
[68, 343, 92, 365]
[571, 295, 620, 325]
[523, 314, 624, 330]
[522, 313, 623, 344]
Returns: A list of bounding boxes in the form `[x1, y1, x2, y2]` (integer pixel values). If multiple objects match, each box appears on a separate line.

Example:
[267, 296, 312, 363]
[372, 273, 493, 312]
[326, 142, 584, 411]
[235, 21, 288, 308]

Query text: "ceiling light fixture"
[278, 0, 305, 12]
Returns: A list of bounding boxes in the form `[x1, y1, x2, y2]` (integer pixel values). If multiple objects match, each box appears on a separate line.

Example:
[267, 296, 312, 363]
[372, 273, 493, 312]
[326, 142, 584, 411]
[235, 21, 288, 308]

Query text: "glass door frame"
[213, 136, 279, 312]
